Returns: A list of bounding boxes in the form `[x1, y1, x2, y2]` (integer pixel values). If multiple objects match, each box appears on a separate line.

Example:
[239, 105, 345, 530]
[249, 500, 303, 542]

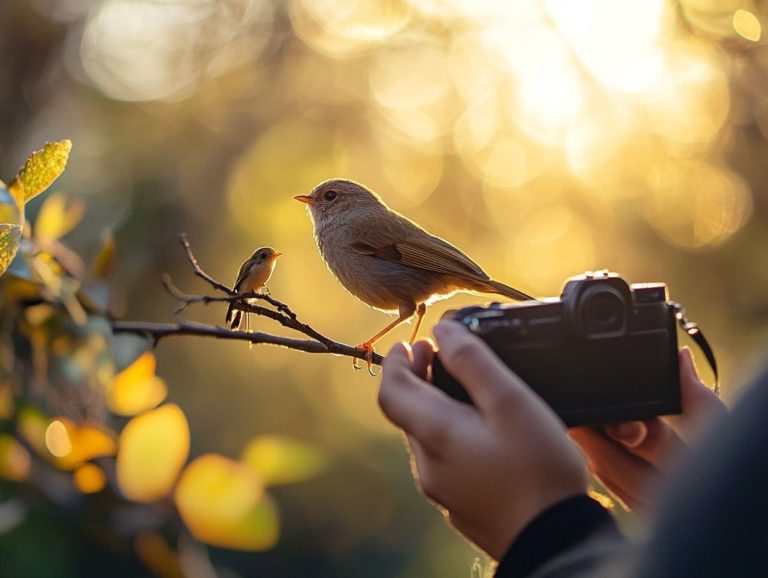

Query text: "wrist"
[494, 494, 620, 578]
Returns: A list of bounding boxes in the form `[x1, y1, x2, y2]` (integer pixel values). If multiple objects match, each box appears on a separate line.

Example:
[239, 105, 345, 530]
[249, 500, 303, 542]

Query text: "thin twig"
[178, 233, 231, 294]
[110, 234, 385, 367]
[112, 320, 383, 364]
[177, 233, 297, 318]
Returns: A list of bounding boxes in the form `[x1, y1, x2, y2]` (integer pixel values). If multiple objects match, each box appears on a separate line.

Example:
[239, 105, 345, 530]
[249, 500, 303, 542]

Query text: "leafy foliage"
[8, 140, 72, 204]
[0, 142, 327, 576]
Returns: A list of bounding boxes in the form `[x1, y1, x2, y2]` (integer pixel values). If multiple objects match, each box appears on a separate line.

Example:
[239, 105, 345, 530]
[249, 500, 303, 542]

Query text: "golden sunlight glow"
[80, 0, 272, 102]
[227, 121, 341, 239]
[644, 161, 752, 250]
[646, 42, 729, 146]
[45, 420, 72, 458]
[510, 206, 596, 289]
[290, 0, 409, 58]
[545, 0, 669, 93]
[489, 25, 585, 145]
[733, 9, 762, 42]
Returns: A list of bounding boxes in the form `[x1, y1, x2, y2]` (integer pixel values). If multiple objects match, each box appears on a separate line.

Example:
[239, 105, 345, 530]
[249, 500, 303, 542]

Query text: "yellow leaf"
[74, 463, 107, 494]
[35, 192, 85, 242]
[175, 454, 279, 551]
[9, 140, 72, 204]
[0, 434, 31, 482]
[44, 417, 117, 470]
[117, 404, 190, 502]
[0, 185, 22, 277]
[0, 223, 22, 278]
[241, 435, 327, 486]
[108, 351, 168, 416]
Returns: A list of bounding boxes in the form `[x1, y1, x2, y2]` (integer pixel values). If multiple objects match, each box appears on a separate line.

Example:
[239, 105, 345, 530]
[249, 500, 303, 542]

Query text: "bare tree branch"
[110, 234, 385, 368]
[111, 320, 383, 364]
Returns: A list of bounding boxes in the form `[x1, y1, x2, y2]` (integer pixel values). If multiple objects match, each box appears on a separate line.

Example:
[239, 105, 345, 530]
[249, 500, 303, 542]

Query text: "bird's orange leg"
[354, 313, 412, 375]
[408, 303, 427, 344]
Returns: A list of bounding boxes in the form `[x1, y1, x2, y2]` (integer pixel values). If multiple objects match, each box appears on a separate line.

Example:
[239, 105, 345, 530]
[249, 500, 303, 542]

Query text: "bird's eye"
[259, 252, 267, 259]
[323, 190, 338, 201]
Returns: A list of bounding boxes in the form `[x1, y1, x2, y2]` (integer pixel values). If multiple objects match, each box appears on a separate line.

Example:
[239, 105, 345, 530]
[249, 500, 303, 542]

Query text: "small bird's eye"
[323, 190, 338, 201]
[259, 252, 267, 259]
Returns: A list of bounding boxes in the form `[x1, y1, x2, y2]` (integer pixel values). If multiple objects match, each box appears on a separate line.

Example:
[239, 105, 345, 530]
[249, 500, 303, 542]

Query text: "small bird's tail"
[482, 279, 535, 301]
[226, 303, 242, 330]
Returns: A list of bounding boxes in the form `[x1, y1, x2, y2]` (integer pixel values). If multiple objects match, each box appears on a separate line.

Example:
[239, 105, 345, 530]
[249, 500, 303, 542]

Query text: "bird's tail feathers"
[226, 303, 242, 330]
[482, 279, 535, 301]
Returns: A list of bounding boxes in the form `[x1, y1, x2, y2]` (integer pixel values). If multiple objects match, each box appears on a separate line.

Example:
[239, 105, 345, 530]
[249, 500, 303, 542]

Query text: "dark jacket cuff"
[494, 494, 620, 578]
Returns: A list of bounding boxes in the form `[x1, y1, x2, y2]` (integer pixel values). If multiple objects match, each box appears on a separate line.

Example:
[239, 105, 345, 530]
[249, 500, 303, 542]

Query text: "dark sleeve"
[494, 495, 624, 578]
[630, 369, 768, 577]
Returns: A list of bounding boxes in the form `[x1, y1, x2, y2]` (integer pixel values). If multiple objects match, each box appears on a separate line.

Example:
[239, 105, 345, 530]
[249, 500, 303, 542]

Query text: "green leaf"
[9, 140, 72, 204]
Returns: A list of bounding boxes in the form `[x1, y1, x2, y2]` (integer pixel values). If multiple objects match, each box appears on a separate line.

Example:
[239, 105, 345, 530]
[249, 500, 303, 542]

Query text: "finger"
[380, 342, 462, 451]
[604, 419, 685, 466]
[664, 348, 727, 442]
[432, 321, 544, 417]
[410, 339, 436, 382]
[569, 426, 660, 510]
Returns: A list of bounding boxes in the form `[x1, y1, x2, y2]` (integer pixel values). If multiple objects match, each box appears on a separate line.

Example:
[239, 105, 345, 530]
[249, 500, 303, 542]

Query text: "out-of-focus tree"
[2, 0, 768, 576]
[0, 143, 326, 576]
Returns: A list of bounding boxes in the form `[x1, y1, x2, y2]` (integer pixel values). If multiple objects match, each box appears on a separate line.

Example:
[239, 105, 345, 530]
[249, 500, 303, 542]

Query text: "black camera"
[432, 271, 685, 427]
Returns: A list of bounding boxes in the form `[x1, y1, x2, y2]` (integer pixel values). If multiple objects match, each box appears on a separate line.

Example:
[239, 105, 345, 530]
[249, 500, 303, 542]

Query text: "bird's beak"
[294, 195, 316, 206]
[273, 252, 282, 259]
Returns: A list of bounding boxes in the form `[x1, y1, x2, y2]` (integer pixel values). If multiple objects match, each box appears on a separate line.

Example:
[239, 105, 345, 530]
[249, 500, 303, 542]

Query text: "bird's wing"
[232, 258, 255, 291]
[351, 221, 489, 281]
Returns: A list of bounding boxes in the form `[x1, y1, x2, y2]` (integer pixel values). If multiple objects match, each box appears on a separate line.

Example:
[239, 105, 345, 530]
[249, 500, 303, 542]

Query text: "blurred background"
[1, 0, 768, 576]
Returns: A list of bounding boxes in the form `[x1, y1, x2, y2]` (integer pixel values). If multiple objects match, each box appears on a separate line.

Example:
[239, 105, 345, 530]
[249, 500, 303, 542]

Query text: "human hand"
[378, 320, 587, 561]
[569, 348, 727, 512]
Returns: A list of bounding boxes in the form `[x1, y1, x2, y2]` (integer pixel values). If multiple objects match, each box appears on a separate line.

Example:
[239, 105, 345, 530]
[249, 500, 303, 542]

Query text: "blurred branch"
[111, 234, 384, 367]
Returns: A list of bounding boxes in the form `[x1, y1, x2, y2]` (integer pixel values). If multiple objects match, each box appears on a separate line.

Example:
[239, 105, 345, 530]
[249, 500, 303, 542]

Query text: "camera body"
[432, 271, 682, 427]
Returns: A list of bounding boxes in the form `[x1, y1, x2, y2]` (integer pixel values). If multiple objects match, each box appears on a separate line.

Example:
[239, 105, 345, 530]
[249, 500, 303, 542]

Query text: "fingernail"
[605, 421, 646, 448]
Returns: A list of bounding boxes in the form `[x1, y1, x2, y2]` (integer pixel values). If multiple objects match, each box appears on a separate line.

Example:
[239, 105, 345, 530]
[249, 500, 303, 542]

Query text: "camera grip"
[431, 355, 475, 406]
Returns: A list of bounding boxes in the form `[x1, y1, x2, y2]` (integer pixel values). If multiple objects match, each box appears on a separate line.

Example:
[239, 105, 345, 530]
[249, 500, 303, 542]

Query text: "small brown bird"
[226, 247, 281, 330]
[295, 179, 533, 370]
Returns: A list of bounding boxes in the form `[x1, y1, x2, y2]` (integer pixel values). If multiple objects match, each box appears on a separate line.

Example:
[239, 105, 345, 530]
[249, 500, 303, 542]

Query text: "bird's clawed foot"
[353, 342, 377, 376]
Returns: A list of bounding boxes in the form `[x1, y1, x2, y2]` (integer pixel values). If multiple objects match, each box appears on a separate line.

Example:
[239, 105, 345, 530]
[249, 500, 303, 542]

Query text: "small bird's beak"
[273, 252, 282, 259]
[294, 195, 316, 206]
